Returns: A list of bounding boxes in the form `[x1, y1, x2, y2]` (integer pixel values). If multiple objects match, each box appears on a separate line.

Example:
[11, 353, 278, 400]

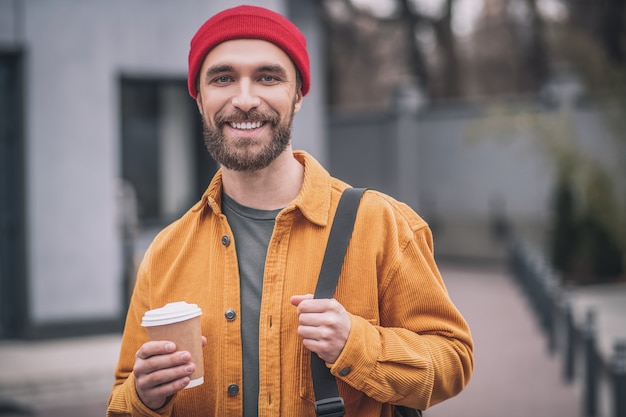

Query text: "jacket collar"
[195, 151, 333, 227]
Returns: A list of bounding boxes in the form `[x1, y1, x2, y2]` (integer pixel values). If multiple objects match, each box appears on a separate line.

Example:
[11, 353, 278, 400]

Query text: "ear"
[293, 89, 304, 114]
[195, 92, 204, 115]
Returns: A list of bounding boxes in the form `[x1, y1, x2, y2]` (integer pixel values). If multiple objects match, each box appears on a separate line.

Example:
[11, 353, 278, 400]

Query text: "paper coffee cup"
[141, 301, 204, 388]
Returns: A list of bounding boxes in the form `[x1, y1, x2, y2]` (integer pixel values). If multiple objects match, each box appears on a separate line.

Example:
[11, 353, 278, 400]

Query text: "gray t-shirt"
[222, 193, 281, 417]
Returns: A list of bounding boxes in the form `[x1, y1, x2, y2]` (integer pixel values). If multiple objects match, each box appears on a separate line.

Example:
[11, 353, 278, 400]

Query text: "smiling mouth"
[229, 121, 264, 130]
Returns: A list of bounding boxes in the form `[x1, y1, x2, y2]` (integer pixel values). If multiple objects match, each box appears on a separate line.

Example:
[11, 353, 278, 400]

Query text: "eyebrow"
[203, 64, 289, 79]
[204, 64, 234, 78]
[257, 64, 289, 79]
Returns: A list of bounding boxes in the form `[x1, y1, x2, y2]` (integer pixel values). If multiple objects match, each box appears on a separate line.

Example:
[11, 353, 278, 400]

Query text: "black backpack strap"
[314, 187, 366, 299]
[311, 187, 366, 417]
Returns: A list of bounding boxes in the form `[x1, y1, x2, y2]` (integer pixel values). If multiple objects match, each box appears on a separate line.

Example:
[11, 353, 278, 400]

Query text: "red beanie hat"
[188, 5, 310, 99]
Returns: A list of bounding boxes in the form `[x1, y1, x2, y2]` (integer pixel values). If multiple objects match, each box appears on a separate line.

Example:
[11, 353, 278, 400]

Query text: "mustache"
[214, 108, 280, 127]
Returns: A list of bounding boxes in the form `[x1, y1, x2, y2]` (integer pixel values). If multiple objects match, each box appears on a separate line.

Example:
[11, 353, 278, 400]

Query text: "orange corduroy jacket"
[107, 151, 473, 417]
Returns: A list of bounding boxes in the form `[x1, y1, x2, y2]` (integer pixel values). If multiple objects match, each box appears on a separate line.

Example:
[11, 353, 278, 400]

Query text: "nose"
[231, 79, 261, 112]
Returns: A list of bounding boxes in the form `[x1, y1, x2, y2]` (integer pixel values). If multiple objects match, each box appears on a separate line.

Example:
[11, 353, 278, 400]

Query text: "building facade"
[0, 0, 326, 339]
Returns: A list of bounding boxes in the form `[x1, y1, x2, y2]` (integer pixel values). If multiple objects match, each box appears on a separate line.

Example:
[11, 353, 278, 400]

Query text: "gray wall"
[329, 83, 618, 262]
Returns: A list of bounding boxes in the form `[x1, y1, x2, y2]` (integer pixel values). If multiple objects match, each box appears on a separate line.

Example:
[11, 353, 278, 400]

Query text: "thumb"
[290, 294, 314, 307]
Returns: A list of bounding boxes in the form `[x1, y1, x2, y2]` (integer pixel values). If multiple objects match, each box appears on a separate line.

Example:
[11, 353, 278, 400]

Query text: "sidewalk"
[568, 282, 626, 364]
[0, 265, 583, 416]
[426, 265, 581, 417]
[0, 333, 120, 415]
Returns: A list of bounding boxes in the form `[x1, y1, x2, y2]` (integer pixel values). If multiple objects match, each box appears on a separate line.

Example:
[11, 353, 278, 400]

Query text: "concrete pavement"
[568, 282, 626, 365]
[426, 265, 581, 417]
[0, 333, 119, 416]
[0, 264, 600, 416]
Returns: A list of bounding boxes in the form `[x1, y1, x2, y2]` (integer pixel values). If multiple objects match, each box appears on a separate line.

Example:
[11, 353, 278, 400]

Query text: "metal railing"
[508, 238, 626, 417]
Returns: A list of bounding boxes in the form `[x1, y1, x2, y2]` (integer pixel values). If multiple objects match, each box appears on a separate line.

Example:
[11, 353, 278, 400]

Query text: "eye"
[211, 75, 233, 84]
[259, 75, 279, 83]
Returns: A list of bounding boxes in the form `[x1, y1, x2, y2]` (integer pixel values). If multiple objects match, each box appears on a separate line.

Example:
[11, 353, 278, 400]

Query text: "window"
[120, 78, 217, 226]
[0, 51, 26, 339]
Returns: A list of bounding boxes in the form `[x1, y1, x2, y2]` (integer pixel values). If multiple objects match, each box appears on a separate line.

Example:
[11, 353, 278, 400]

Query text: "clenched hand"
[291, 294, 351, 363]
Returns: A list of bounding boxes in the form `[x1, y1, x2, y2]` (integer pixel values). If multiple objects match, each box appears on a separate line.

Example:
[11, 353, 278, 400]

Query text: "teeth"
[230, 121, 263, 130]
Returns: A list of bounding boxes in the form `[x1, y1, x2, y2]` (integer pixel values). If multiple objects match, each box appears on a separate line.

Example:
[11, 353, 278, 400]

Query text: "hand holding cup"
[135, 302, 205, 409]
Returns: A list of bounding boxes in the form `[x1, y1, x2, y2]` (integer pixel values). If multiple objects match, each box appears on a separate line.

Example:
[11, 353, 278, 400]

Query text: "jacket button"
[221, 235, 230, 246]
[227, 383, 239, 396]
[224, 309, 236, 321]
[339, 367, 351, 376]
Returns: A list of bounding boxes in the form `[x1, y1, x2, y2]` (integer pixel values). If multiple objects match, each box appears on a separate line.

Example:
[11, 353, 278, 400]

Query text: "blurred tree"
[320, 0, 555, 107]
[549, 164, 624, 284]
[567, 0, 626, 64]
[555, 1, 626, 283]
[320, 0, 424, 110]
[578, 167, 624, 282]
[524, 0, 549, 90]
[396, 0, 431, 92]
[549, 173, 579, 278]
[320, 0, 625, 104]
[427, 0, 461, 98]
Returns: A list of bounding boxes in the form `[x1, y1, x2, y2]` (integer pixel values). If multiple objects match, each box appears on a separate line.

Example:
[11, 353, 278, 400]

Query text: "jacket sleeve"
[106, 248, 177, 417]
[330, 206, 474, 411]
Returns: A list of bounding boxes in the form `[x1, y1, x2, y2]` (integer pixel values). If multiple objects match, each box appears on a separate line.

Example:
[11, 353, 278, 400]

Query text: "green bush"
[549, 172, 624, 284]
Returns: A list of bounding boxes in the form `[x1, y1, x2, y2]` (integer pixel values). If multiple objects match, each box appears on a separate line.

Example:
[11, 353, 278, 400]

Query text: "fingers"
[291, 295, 343, 317]
[135, 340, 176, 360]
[295, 300, 347, 342]
[133, 341, 198, 410]
[291, 296, 351, 363]
[290, 293, 313, 307]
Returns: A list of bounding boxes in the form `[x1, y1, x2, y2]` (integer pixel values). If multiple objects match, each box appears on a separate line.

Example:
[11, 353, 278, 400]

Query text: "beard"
[201, 104, 294, 172]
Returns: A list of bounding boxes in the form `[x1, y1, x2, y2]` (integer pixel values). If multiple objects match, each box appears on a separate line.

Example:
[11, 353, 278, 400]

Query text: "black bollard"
[563, 297, 575, 383]
[583, 309, 598, 417]
[545, 271, 558, 355]
[612, 340, 626, 417]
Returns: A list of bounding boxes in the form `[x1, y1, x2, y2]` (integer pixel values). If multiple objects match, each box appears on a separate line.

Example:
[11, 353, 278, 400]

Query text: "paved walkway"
[568, 282, 626, 364]
[0, 334, 118, 416]
[425, 265, 581, 417]
[0, 265, 583, 416]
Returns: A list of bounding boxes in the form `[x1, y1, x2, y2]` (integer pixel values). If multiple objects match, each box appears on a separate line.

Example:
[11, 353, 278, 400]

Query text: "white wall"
[1, 0, 325, 327]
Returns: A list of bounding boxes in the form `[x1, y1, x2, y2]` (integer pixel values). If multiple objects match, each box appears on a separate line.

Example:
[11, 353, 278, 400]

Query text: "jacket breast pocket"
[297, 341, 316, 404]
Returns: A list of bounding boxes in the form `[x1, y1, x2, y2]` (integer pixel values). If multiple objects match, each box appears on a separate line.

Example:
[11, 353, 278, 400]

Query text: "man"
[107, 5, 473, 417]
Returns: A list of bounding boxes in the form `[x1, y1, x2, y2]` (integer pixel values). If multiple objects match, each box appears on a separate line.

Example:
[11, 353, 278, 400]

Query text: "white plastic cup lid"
[141, 301, 202, 327]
